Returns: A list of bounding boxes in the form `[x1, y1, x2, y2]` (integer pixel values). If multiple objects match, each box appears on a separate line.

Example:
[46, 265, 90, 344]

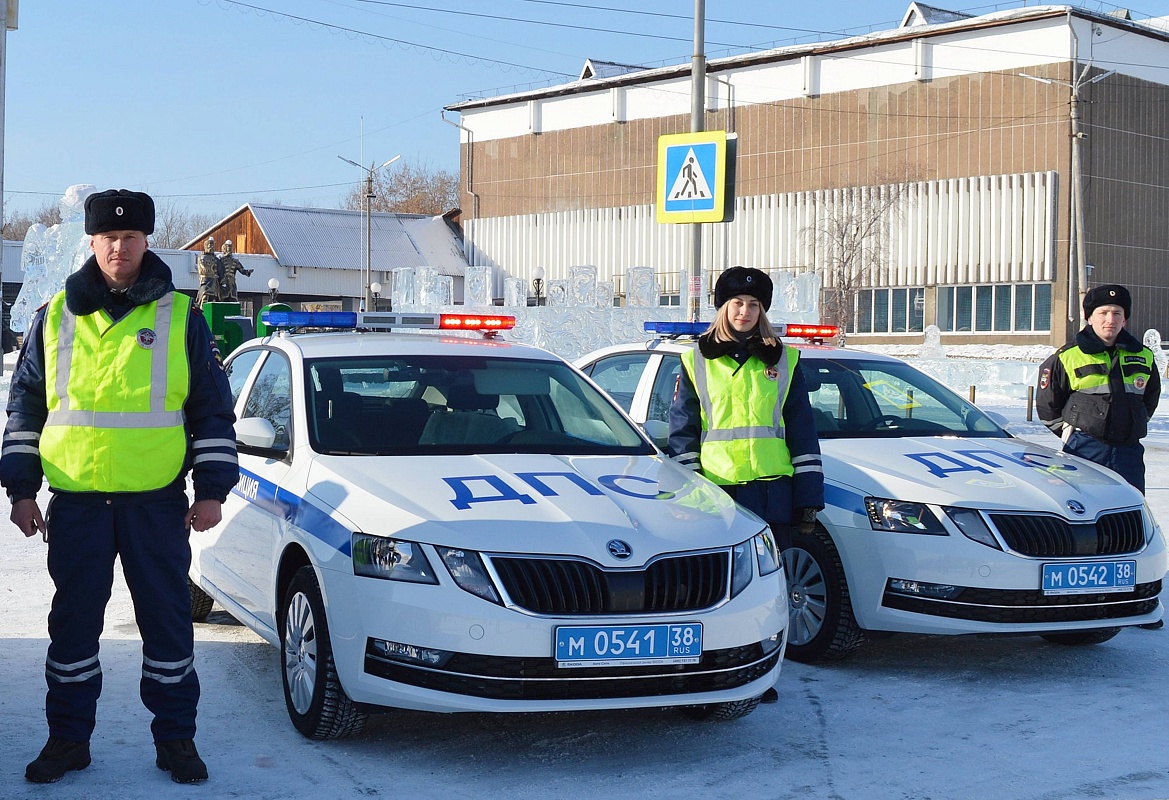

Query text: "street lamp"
[370, 281, 382, 311]
[338, 153, 401, 311]
[532, 266, 545, 306]
[1019, 66, 1115, 320]
[268, 277, 280, 303]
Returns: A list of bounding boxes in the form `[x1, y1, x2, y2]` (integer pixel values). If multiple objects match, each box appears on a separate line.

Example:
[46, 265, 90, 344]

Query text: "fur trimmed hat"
[1083, 284, 1131, 319]
[714, 266, 773, 311]
[84, 189, 155, 235]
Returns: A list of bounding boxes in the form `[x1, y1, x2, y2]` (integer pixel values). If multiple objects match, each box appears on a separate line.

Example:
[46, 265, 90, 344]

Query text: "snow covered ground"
[1, 350, 1167, 800]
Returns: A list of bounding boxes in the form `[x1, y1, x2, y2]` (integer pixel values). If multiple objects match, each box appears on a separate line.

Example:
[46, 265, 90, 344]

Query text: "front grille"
[491, 552, 729, 615]
[988, 510, 1144, 556]
[882, 579, 1161, 623]
[364, 640, 779, 701]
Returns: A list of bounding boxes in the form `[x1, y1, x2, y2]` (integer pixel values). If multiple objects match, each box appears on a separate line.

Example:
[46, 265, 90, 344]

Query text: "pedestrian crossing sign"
[656, 130, 731, 223]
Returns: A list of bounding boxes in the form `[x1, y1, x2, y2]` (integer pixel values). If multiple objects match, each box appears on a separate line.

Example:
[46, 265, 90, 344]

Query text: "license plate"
[1041, 561, 1137, 595]
[554, 623, 702, 668]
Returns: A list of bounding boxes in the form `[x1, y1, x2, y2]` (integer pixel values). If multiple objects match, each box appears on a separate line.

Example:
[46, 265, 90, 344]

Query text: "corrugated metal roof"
[248, 204, 466, 277]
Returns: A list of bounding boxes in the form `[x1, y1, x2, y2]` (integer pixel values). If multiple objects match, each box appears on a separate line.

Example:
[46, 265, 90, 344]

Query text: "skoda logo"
[1066, 500, 1086, 516]
[607, 539, 633, 560]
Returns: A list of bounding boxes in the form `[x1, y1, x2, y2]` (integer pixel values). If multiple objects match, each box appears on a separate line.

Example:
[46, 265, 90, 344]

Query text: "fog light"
[887, 579, 961, 600]
[369, 638, 453, 668]
[760, 632, 782, 656]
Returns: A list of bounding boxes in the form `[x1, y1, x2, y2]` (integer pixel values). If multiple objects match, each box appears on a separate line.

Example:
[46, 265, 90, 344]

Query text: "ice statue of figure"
[10, 184, 97, 333]
[1143, 329, 1167, 378]
[920, 325, 946, 359]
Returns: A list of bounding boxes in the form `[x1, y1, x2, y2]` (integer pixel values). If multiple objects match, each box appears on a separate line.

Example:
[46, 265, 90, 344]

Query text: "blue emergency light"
[259, 310, 516, 334]
[261, 311, 357, 329]
[644, 321, 708, 337]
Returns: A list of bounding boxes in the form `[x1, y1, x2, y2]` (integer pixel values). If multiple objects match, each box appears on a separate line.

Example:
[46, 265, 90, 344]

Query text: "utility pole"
[687, 0, 706, 323]
[1, 2, 16, 376]
[338, 154, 400, 311]
[1020, 64, 1113, 323]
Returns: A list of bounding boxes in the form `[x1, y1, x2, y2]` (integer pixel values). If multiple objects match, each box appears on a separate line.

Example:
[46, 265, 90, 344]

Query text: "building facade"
[446, 4, 1169, 345]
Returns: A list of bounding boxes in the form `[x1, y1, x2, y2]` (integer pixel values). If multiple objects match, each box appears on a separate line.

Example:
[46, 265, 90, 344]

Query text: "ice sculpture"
[596, 280, 614, 308]
[464, 265, 492, 307]
[391, 267, 416, 308]
[547, 279, 569, 307]
[11, 184, 97, 333]
[415, 267, 440, 305]
[569, 265, 596, 307]
[1143, 330, 1167, 378]
[504, 276, 527, 307]
[920, 325, 946, 359]
[625, 266, 657, 307]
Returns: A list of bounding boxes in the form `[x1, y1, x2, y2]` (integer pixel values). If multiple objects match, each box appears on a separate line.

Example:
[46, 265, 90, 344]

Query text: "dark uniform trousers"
[44, 487, 200, 742]
[1064, 431, 1146, 495]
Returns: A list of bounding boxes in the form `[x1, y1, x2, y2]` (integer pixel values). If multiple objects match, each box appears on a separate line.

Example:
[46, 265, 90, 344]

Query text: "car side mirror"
[236, 416, 279, 453]
[641, 419, 669, 448]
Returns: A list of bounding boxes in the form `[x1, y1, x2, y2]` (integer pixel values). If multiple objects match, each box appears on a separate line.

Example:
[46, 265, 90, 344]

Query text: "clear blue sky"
[3, 0, 1163, 219]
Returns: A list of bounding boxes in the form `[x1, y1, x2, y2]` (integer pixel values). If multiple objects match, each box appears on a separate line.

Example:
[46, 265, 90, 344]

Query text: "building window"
[938, 283, 1052, 333]
[852, 287, 925, 334]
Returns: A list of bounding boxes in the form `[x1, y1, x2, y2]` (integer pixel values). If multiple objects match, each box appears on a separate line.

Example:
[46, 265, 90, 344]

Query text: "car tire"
[782, 528, 864, 663]
[1040, 628, 1122, 647]
[679, 696, 762, 721]
[280, 566, 368, 739]
[189, 579, 214, 622]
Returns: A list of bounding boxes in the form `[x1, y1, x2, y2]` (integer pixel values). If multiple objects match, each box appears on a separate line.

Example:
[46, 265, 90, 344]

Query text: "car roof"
[576, 339, 904, 365]
[240, 330, 565, 362]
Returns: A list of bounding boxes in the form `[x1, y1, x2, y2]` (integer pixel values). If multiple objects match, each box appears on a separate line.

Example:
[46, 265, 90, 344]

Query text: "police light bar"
[644, 321, 708, 337]
[260, 310, 516, 333]
[779, 323, 840, 341]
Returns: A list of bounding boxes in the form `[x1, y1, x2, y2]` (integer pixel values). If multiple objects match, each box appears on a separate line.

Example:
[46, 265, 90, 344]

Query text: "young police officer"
[1, 190, 239, 783]
[1036, 284, 1159, 494]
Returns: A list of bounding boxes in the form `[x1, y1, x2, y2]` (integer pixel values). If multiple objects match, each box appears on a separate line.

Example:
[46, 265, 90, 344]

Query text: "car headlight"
[754, 529, 782, 576]
[1142, 500, 1162, 546]
[865, 498, 946, 534]
[352, 534, 439, 583]
[438, 547, 502, 604]
[943, 507, 1002, 550]
[730, 539, 755, 598]
[730, 530, 778, 597]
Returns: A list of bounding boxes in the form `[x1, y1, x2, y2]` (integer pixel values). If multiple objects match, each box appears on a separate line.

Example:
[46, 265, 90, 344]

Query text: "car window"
[583, 352, 651, 412]
[242, 352, 293, 452]
[647, 354, 682, 424]
[801, 357, 1004, 438]
[225, 348, 264, 406]
[303, 355, 652, 456]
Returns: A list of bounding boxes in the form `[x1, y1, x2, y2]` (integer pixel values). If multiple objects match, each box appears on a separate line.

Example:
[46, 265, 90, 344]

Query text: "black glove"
[795, 507, 819, 536]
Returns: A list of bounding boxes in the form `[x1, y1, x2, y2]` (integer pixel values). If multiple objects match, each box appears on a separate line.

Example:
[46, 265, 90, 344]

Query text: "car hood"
[822, 435, 1141, 516]
[306, 454, 762, 566]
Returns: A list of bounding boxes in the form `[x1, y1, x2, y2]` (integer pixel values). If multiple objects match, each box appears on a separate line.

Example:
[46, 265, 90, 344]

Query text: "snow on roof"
[900, 2, 973, 28]
[579, 58, 647, 81]
[186, 204, 466, 277]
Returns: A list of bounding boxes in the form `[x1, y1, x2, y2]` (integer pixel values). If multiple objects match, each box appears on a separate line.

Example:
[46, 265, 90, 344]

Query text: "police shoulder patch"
[1039, 367, 1051, 390]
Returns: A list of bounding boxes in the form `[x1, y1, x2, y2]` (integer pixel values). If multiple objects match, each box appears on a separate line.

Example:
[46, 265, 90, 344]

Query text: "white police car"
[576, 322, 1167, 662]
[188, 311, 786, 738]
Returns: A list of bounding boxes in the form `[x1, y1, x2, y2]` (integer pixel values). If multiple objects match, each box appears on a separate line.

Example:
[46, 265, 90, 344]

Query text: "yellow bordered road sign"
[656, 131, 730, 224]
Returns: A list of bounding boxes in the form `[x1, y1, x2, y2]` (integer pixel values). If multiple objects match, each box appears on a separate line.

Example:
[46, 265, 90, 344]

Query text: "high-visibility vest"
[40, 291, 191, 492]
[1056, 344, 1155, 443]
[681, 345, 799, 485]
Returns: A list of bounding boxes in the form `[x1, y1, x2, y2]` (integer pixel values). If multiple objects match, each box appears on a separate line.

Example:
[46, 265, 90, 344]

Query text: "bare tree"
[806, 167, 924, 334]
[3, 202, 62, 241]
[342, 161, 459, 216]
[149, 199, 222, 250]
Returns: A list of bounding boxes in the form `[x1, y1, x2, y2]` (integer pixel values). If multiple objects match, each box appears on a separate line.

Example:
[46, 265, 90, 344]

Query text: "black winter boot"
[25, 737, 91, 783]
[155, 739, 208, 784]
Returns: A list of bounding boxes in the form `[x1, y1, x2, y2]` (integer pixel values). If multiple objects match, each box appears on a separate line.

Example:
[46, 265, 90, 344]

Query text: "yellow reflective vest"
[681, 345, 800, 485]
[1055, 344, 1155, 444]
[40, 291, 191, 492]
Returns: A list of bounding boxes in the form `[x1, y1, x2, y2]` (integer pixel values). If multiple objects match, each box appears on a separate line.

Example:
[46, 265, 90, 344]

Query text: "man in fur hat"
[1036, 284, 1159, 493]
[1, 189, 239, 784]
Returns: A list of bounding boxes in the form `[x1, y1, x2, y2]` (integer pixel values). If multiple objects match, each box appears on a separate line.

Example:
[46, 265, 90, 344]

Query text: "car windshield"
[803, 357, 1007, 439]
[304, 355, 653, 456]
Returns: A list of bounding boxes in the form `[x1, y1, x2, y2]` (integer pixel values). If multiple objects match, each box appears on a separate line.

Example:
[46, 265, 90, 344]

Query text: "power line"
[349, 0, 749, 47]
[209, 0, 573, 78]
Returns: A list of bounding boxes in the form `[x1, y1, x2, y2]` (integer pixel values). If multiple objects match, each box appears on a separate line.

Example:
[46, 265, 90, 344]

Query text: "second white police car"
[576, 322, 1167, 662]
[189, 311, 786, 738]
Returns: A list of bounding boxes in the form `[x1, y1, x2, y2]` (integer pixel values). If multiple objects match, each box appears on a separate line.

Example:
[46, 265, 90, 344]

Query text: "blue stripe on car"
[232, 468, 352, 557]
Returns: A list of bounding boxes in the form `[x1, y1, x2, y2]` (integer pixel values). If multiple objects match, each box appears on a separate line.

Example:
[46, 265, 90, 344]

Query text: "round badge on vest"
[765, 366, 779, 381]
[137, 328, 157, 349]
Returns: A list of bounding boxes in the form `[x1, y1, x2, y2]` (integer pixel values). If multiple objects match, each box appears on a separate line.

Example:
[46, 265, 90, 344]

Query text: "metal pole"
[0, 3, 9, 376]
[1069, 86, 1088, 321]
[365, 166, 374, 311]
[687, 0, 706, 323]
